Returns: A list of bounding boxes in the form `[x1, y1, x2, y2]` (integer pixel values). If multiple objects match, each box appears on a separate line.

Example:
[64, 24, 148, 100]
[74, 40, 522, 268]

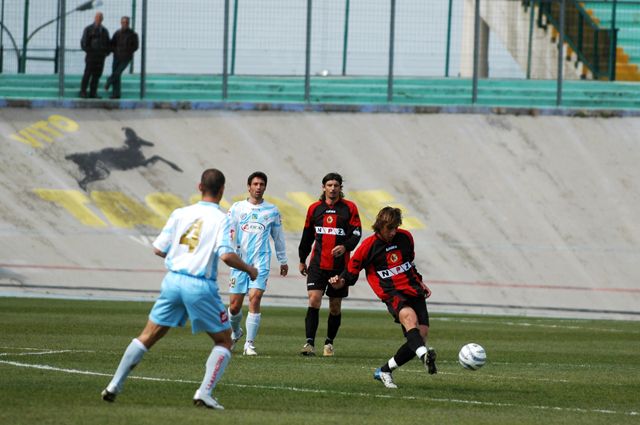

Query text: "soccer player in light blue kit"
[227, 171, 288, 356]
[101, 169, 258, 410]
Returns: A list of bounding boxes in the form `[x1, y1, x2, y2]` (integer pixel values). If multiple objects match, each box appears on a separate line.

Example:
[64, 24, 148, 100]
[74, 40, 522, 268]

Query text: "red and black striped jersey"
[341, 229, 428, 300]
[298, 198, 362, 272]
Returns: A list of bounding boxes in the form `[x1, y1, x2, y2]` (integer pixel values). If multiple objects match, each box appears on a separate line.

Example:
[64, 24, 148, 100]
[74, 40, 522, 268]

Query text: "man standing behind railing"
[80, 12, 110, 99]
[105, 16, 139, 100]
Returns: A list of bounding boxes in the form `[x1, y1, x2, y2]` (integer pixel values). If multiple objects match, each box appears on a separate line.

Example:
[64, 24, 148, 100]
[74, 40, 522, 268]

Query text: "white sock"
[229, 308, 243, 337]
[107, 338, 148, 393]
[199, 346, 231, 395]
[245, 312, 261, 345]
[416, 346, 428, 359]
[387, 357, 399, 371]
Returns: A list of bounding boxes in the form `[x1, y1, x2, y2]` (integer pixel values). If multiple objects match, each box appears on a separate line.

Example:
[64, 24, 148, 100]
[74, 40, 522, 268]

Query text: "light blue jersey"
[227, 199, 287, 293]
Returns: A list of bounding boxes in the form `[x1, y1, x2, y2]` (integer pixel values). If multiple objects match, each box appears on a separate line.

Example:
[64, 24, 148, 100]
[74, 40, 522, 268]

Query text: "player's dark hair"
[200, 168, 225, 196]
[320, 172, 344, 201]
[247, 171, 268, 186]
[372, 206, 402, 233]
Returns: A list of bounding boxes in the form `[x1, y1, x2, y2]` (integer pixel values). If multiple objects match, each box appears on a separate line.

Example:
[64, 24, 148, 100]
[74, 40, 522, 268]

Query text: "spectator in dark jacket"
[105, 16, 139, 99]
[80, 12, 110, 99]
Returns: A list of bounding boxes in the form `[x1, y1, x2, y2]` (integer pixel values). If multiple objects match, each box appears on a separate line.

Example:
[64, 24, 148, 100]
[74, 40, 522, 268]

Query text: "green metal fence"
[1, 0, 640, 105]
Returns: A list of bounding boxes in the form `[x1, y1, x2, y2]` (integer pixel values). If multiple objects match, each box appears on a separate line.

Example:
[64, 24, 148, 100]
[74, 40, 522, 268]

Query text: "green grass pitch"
[1, 297, 638, 425]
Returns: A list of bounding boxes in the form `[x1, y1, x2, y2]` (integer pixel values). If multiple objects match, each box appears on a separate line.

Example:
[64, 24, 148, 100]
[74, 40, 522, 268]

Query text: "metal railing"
[531, 0, 618, 80]
[1, 0, 639, 105]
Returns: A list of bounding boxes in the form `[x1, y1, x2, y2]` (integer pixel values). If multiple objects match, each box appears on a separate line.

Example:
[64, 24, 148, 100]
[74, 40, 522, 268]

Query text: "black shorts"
[306, 266, 349, 298]
[383, 293, 429, 326]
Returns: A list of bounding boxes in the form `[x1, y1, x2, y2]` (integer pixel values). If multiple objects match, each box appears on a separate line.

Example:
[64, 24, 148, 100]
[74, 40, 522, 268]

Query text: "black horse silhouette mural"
[66, 127, 183, 190]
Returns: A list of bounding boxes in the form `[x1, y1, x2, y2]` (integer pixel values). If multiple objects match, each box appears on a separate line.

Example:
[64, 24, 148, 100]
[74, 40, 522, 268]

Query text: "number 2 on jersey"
[179, 218, 203, 253]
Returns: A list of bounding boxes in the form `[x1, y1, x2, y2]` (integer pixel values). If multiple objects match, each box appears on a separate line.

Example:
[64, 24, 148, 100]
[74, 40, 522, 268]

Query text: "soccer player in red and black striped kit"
[329, 206, 436, 388]
[298, 172, 362, 357]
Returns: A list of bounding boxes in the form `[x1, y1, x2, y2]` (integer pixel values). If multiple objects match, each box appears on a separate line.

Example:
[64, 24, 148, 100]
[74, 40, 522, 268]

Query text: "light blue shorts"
[228, 267, 270, 294]
[149, 271, 230, 334]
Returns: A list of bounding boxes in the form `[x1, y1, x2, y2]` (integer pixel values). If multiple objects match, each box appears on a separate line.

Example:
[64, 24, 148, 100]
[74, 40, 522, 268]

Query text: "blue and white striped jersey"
[227, 199, 287, 271]
[153, 201, 234, 281]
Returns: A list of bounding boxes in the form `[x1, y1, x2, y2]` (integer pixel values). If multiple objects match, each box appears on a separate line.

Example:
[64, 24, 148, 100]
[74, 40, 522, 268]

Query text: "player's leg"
[193, 328, 232, 410]
[302, 289, 323, 355]
[412, 298, 437, 375]
[103, 272, 185, 401]
[398, 299, 437, 374]
[227, 269, 249, 349]
[102, 320, 170, 401]
[244, 275, 266, 355]
[186, 277, 233, 410]
[301, 266, 324, 356]
[324, 272, 348, 356]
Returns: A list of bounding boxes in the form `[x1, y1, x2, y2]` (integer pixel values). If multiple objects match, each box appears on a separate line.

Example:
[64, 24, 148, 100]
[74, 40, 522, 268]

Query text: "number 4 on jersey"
[179, 218, 203, 253]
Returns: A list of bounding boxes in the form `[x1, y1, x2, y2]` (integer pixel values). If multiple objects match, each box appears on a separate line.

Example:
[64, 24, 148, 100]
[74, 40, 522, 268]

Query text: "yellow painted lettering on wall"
[263, 195, 306, 232]
[9, 114, 79, 148]
[286, 191, 317, 211]
[188, 193, 231, 210]
[33, 120, 64, 139]
[348, 190, 425, 230]
[33, 189, 107, 227]
[91, 191, 165, 229]
[145, 192, 185, 219]
[34, 188, 424, 232]
[9, 130, 45, 148]
[48, 114, 80, 133]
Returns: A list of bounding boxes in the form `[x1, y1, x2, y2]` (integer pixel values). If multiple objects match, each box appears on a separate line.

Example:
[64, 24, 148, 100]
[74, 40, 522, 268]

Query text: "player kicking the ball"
[227, 171, 288, 356]
[329, 206, 436, 388]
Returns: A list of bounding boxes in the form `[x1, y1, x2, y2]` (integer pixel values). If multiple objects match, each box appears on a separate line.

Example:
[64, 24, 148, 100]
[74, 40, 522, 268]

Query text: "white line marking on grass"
[1, 359, 637, 417]
[436, 317, 639, 334]
[0, 350, 95, 357]
[396, 368, 570, 383]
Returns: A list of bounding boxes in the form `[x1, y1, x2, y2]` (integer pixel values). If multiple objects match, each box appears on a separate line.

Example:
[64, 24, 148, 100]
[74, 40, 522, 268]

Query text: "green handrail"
[535, 0, 617, 80]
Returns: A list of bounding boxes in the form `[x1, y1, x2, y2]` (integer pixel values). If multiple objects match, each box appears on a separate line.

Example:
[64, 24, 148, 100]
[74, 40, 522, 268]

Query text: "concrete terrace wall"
[0, 108, 639, 320]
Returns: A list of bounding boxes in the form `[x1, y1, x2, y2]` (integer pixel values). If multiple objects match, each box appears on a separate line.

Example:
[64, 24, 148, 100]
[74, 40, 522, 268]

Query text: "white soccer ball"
[458, 343, 486, 370]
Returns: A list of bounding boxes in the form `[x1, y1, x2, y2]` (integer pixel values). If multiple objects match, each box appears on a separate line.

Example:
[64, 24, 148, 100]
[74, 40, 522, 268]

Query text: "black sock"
[405, 328, 424, 353]
[305, 307, 320, 345]
[325, 313, 342, 344]
[394, 342, 417, 367]
[381, 343, 415, 373]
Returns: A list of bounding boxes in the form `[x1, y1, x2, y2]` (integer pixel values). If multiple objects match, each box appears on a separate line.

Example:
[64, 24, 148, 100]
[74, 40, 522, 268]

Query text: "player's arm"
[221, 252, 258, 281]
[298, 204, 316, 276]
[152, 210, 178, 259]
[218, 215, 258, 280]
[405, 230, 431, 298]
[342, 203, 362, 252]
[227, 203, 240, 251]
[271, 209, 288, 276]
[330, 241, 368, 289]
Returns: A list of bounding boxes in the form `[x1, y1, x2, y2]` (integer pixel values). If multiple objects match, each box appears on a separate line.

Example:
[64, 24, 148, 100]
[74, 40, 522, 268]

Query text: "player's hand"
[247, 265, 258, 281]
[299, 262, 307, 276]
[280, 264, 289, 277]
[331, 245, 346, 257]
[423, 283, 432, 299]
[329, 275, 345, 289]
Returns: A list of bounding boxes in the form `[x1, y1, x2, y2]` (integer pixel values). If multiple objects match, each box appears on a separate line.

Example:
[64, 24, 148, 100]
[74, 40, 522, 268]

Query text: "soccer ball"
[458, 343, 486, 370]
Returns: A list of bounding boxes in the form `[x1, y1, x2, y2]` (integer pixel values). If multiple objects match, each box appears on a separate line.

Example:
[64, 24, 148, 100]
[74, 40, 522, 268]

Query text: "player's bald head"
[200, 168, 225, 197]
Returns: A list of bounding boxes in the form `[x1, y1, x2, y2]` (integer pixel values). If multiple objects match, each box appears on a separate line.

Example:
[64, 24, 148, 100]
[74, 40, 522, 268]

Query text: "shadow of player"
[66, 127, 183, 191]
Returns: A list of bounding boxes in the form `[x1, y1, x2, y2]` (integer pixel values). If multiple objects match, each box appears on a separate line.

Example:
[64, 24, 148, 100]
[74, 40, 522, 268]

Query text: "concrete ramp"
[1, 108, 639, 320]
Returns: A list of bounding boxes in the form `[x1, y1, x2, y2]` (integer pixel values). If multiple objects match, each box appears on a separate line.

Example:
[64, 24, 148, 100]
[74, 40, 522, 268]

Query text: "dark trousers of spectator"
[80, 59, 105, 97]
[106, 57, 131, 98]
